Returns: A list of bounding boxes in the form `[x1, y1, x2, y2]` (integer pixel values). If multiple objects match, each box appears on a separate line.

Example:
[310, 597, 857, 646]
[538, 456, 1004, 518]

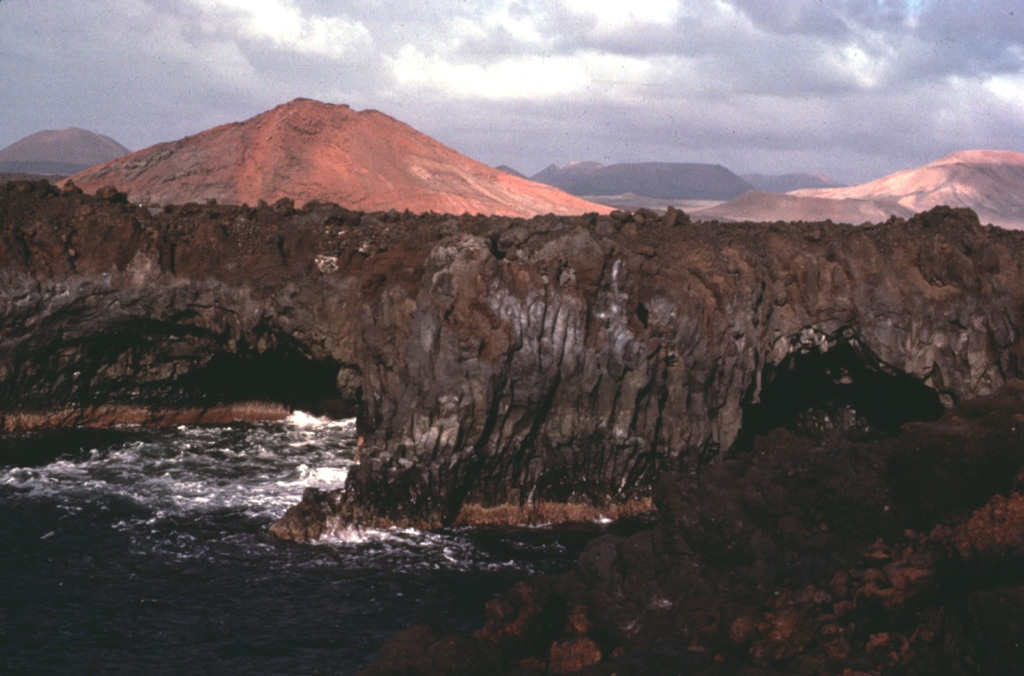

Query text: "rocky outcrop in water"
[2, 181, 1024, 533]
[285, 203, 1024, 531]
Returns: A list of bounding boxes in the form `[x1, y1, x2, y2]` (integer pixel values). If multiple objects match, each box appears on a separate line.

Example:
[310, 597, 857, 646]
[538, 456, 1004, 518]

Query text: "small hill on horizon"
[0, 128, 129, 175]
[793, 150, 1024, 229]
[742, 172, 844, 193]
[68, 99, 607, 218]
[495, 165, 526, 178]
[692, 190, 915, 224]
[531, 162, 755, 201]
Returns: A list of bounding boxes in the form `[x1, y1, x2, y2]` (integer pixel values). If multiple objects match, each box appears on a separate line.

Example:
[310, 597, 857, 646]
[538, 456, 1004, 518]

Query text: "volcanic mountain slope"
[67, 99, 607, 218]
[532, 161, 755, 201]
[0, 128, 129, 175]
[794, 150, 1024, 229]
[494, 165, 526, 178]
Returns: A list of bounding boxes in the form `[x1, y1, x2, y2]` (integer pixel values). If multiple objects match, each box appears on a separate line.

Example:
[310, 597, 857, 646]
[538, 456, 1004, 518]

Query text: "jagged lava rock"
[359, 382, 1024, 675]
[304, 204, 1024, 529]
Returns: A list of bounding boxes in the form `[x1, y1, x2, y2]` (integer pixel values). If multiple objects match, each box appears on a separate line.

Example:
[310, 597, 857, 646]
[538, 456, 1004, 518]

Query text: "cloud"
[986, 72, 1024, 111]
[559, 0, 680, 31]
[392, 45, 650, 100]
[1, 0, 1022, 184]
[183, 0, 372, 60]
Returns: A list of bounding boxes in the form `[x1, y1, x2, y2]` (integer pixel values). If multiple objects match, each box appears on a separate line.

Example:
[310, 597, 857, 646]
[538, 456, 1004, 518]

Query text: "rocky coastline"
[5, 179, 1024, 672]
[3, 180, 1024, 532]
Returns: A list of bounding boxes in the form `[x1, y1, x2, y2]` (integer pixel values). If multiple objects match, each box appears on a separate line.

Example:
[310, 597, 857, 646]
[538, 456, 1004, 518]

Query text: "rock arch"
[737, 326, 944, 449]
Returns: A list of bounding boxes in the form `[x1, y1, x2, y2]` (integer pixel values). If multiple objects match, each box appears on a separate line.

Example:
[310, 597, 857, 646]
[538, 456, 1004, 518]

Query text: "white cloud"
[825, 41, 890, 89]
[2, 0, 1024, 185]
[185, 0, 372, 59]
[392, 46, 651, 100]
[480, 8, 545, 45]
[985, 73, 1024, 111]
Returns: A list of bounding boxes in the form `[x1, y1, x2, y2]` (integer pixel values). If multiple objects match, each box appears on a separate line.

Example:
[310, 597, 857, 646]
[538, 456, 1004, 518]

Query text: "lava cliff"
[1, 180, 1023, 533]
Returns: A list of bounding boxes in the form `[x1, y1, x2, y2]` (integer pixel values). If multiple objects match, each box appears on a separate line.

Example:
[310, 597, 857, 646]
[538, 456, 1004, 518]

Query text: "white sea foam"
[286, 411, 356, 430]
[274, 463, 350, 492]
[0, 419, 358, 522]
[320, 526, 397, 545]
[0, 420, 571, 574]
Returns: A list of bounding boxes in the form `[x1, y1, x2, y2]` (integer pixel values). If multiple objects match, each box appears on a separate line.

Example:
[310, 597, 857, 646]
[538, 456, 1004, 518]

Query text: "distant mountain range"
[0, 128, 128, 175]
[495, 165, 526, 179]
[531, 161, 755, 201]
[741, 172, 844, 193]
[6, 104, 1024, 228]
[66, 99, 607, 218]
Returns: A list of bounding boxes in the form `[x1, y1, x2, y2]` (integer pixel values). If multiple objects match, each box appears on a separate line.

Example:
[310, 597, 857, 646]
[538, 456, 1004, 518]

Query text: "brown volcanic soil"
[692, 190, 915, 224]
[68, 99, 608, 218]
[795, 150, 1024, 229]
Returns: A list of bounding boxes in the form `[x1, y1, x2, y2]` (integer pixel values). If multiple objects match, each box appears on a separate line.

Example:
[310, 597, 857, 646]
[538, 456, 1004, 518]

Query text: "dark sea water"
[0, 416, 601, 675]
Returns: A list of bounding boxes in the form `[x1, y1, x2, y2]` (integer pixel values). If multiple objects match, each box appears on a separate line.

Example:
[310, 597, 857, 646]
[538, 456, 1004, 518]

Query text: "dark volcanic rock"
[360, 382, 1024, 675]
[325, 204, 1024, 529]
[7, 178, 1024, 673]
[0, 179, 366, 428]
[2, 182, 1024, 534]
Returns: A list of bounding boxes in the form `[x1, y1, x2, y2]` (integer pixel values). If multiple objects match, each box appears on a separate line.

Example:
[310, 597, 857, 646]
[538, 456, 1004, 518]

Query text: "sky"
[1, 0, 1022, 184]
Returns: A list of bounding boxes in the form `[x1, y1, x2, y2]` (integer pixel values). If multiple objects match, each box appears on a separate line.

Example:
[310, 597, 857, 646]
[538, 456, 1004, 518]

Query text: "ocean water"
[0, 415, 604, 675]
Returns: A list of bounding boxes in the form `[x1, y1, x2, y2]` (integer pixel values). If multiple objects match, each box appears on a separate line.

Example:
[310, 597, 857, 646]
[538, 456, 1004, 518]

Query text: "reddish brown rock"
[473, 581, 565, 662]
[951, 492, 1024, 562]
[356, 625, 501, 676]
[0, 401, 289, 433]
[266, 488, 330, 542]
[547, 637, 602, 674]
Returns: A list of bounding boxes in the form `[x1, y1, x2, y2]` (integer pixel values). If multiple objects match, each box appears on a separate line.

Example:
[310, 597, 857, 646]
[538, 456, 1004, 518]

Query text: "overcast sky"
[1, 0, 1022, 183]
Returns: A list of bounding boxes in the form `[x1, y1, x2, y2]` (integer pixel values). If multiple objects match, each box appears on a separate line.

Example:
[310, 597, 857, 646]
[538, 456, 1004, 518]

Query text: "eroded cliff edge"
[2, 180, 1023, 532]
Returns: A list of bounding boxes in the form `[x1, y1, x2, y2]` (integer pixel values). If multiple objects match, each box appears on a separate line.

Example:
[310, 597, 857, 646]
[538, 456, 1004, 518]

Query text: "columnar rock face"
[2, 181, 1024, 534]
[327, 205, 1024, 529]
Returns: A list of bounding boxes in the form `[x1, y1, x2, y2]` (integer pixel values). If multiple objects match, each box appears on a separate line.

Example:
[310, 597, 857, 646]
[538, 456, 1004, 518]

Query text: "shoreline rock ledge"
[2, 181, 1024, 534]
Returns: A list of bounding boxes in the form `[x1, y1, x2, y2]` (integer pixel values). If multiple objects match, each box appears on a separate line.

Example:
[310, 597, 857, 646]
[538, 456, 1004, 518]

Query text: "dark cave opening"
[36, 321, 361, 419]
[181, 347, 352, 417]
[735, 335, 945, 451]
